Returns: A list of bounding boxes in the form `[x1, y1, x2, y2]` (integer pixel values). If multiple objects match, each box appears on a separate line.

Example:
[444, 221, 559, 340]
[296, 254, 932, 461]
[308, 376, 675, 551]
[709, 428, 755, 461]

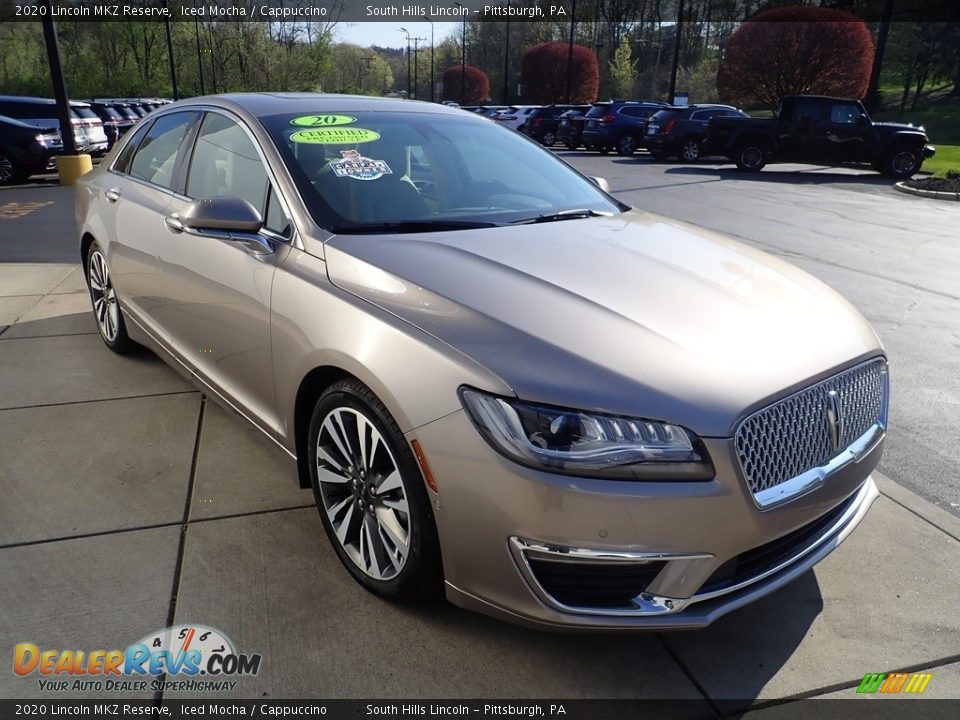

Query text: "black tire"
[617, 135, 638, 156]
[679, 137, 702, 162]
[308, 378, 442, 601]
[85, 242, 137, 354]
[541, 131, 556, 147]
[883, 148, 922, 179]
[0, 153, 27, 186]
[598, 146, 610, 155]
[734, 141, 768, 172]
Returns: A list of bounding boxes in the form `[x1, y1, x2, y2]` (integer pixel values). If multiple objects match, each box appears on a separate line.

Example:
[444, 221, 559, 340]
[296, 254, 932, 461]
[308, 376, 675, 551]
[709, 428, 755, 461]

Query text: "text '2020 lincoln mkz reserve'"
[76, 94, 888, 630]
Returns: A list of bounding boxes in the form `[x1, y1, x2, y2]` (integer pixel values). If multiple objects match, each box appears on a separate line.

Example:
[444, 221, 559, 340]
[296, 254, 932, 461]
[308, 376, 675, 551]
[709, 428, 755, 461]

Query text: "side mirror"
[167, 196, 273, 255]
[181, 195, 263, 233]
[857, 114, 868, 126]
[589, 176, 610, 192]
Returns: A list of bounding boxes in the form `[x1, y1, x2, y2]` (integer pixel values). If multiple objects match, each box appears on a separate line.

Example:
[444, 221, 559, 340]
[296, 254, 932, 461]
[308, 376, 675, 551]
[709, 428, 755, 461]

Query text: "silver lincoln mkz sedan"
[77, 95, 888, 630]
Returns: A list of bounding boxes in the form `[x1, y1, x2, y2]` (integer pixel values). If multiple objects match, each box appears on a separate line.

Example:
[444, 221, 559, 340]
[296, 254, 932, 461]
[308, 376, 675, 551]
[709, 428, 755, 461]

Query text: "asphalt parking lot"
[1, 158, 959, 712]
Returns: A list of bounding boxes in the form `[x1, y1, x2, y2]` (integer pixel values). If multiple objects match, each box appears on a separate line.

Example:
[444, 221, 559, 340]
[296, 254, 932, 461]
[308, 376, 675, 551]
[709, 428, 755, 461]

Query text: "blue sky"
[334, 22, 461, 49]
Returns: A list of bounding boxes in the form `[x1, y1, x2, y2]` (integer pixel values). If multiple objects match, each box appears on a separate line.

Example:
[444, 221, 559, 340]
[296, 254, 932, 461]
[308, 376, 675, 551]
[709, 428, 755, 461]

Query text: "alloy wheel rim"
[892, 151, 916, 174]
[543, 132, 555, 146]
[0, 156, 13, 182]
[682, 141, 700, 161]
[316, 407, 410, 581]
[620, 138, 635, 154]
[89, 251, 120, 342]
[742, 147, 763, 168]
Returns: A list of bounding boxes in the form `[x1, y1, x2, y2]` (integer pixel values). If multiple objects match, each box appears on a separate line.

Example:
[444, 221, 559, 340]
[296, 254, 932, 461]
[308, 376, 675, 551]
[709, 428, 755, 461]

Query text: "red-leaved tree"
[717, 6, 875, 111]
[521, 42, 599, 105]
[442, 65, 490, 104]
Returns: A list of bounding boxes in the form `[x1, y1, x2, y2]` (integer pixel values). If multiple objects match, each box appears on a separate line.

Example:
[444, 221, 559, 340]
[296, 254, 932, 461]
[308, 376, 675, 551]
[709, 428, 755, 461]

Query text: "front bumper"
[409, 409, 882, 630]
[922, 144, 936, 159]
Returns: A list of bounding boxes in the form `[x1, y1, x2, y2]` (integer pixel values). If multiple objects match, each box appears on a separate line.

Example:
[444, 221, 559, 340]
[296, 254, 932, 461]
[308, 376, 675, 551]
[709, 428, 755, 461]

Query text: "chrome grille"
[735, 359, 887, 497]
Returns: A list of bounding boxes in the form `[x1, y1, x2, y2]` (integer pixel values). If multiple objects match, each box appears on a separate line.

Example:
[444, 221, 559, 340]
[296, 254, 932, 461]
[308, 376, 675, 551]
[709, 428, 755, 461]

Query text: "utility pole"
[399, 27, 411, 98]
[503, 5, 511, 105]
[565, 0, 577, 104]
[39, 6, 75, 157]
[455, 2, 467, 102]
[412, 37, 426, 99]
[193, 3, 205, 94]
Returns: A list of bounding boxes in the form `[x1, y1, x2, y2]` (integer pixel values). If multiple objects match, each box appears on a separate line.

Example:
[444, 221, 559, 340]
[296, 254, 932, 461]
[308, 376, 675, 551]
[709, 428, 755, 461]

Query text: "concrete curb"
[874, 471, 960, 544]
[894, 181, 960, 201]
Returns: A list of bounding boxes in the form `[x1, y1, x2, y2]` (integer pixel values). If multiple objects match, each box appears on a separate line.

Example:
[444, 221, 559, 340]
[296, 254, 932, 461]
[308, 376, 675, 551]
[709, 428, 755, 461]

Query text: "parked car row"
[0, 95, 170, 185]
[468, 94, 935, 178]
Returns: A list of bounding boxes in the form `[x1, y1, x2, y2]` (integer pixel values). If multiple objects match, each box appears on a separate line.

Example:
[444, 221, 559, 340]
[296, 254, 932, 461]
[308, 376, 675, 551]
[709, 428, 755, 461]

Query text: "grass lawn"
[921, 144, 960, 177]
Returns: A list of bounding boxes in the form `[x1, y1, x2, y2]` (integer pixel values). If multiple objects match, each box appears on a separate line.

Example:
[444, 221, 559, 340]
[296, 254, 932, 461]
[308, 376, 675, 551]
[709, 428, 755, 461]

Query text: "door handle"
[105, 188, 121, 202]
[164, 214, 184, 234]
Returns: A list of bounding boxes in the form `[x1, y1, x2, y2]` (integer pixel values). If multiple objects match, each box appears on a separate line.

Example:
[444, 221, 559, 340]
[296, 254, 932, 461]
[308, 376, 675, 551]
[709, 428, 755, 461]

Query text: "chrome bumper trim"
[510, 476, 877, 617]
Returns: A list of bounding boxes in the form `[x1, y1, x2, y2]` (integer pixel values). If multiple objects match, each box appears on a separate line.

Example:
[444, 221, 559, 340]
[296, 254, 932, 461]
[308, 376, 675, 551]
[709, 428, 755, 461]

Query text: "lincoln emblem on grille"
[825, 390, 843, 453]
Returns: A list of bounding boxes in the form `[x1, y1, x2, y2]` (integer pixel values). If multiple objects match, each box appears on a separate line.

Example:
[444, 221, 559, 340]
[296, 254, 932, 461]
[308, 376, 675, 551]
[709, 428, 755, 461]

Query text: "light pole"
[162, 0, 179, 99]
[398, 27, 412, 98]
[455, 2, 466, 103]
[667, 0, 684, 104]
[422, 15, 435, 102]
[412, 37, 426, 99]
[503, 2, 511, 104]
[565, 0, 577, 104]
[193, 0, 204, 94]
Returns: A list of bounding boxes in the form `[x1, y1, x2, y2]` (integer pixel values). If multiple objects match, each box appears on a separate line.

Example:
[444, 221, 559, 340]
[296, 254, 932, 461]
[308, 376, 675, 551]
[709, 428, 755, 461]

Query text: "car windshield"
[262, 110, 624, 233]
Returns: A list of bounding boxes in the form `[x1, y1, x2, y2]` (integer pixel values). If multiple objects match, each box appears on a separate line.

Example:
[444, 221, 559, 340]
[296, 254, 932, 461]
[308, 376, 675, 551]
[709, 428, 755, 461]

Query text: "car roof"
[172, 93, 476, 119]
[0, 95, 57, 105]
[0, 113, 54, 129]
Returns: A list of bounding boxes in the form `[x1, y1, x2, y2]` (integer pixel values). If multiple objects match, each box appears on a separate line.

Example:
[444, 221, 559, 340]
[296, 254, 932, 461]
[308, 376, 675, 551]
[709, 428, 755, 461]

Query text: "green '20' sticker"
[290, 128, 381, 144]
[290, 114, 357, 127]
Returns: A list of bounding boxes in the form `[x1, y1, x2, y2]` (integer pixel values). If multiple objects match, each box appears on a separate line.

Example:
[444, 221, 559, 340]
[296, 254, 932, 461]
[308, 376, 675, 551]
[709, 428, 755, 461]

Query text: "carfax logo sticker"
[290, 127, 380, 144]
[329, 149, 392, 181]
[13, 624, 262, 692]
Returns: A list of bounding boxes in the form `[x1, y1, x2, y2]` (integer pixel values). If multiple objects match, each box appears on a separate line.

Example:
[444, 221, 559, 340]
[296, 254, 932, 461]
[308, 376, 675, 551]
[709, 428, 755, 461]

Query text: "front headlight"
[460, 388, 713, 480]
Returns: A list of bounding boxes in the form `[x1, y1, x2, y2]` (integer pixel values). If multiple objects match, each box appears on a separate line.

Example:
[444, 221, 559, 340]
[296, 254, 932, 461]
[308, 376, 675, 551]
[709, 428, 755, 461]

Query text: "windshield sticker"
[290, 114, 357, 127]
[329, 149, 393, 181]
[290, 127, 380, 144]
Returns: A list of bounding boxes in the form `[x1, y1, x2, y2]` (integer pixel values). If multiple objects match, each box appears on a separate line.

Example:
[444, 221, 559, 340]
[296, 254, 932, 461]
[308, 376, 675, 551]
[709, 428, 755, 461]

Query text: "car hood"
[324, 210, 883, 437]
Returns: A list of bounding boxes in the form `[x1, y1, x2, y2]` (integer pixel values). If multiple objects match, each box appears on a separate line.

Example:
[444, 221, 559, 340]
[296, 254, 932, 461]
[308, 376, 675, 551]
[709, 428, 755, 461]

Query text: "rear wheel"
[541, 131, 556, 147]
[86, 242, 136, 354]
[883, 149, 922, 178]
[734, 141, 767, 172]
[308, 379, 442, 601]
[617, 136, 638, 156]
[0, 153, 26, 185]
[679, 138, 702, 162]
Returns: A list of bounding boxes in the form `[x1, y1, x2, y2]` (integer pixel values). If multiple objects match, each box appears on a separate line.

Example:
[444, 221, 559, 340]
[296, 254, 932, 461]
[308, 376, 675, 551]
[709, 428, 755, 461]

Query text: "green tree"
[608, 36, 637, 98]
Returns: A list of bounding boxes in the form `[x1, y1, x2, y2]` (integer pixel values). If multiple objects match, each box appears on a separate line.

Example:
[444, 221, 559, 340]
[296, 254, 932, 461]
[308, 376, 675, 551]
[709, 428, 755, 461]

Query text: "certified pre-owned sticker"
[329, 149, 392, 181]
[290, 114, 357, 127]
[290, 127, 380, 144]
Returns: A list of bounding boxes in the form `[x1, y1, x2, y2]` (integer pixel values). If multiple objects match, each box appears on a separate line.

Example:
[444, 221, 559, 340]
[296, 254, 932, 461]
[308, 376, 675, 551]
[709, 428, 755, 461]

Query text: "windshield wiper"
[511, 209, 610, 225]
[330, 219, 498, 235]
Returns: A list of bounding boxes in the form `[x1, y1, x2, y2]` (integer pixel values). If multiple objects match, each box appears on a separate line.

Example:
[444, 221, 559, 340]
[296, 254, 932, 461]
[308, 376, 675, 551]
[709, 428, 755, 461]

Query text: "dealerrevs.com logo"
[13, 625, 262, 693]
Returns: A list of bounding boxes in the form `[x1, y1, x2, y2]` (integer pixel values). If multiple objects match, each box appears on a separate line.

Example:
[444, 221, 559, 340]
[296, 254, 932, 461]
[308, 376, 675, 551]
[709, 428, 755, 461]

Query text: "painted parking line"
[0, 201, 55, 220]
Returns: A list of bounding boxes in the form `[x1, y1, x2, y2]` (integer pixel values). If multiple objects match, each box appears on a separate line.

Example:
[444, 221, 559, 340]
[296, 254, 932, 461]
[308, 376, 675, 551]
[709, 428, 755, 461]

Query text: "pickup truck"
[707, 95, 936, 178]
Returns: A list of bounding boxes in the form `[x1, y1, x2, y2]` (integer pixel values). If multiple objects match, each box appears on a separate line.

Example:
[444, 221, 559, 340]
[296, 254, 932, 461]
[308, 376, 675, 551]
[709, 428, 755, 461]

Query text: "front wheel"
[734, 141, 767, 172]
[86, 242, 137, 354]
[883, 149, 922, 178]
[541, 131, 556, 147]
[308, 379, 442, 600]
